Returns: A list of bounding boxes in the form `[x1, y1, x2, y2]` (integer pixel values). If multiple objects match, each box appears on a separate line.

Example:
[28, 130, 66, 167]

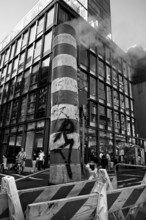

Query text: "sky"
[0, 0, 146, 52]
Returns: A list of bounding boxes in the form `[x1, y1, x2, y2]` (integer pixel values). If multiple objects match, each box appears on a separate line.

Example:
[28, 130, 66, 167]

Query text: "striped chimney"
[49, 24, 81, 184]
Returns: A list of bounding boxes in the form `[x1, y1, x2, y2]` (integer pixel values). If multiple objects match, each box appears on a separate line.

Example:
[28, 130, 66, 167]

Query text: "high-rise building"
[0, 0, 144, 167]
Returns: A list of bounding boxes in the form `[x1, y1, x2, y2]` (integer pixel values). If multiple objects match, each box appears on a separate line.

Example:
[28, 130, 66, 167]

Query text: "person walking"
[38, 149, 45, 171]
[32, 151, 37, 172]
[100, 155, 108, 169]
[17, 148, 26, 174]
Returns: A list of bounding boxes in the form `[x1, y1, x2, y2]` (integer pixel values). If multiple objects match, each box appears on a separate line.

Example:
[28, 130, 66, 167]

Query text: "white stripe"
[51, 77, 78, 93]
[53, 33, 76, 48]
[52, 54, 77, 70]
[51, 104, 79, 121]
[49, 132, 80, 150]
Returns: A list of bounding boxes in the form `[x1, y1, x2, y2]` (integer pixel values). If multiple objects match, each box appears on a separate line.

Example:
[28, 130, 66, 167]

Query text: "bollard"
[1, 176, 24, 220]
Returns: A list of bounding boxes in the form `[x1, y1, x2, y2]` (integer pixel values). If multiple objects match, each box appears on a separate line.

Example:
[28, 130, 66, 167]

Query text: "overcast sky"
[0, 0, 145, 52]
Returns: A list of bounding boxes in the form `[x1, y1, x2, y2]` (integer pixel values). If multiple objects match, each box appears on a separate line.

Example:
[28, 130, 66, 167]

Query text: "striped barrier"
[0, 178, 102, 219]
[108, 183, 146, 220]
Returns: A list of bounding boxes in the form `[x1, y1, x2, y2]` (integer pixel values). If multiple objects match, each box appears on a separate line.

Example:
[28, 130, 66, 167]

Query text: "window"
[40, 57, 50, 84]
[43, 31, 52, 56]
[4, 48, 10, 64]
[46, 7, 54, 29]
[11, 99, 19, 124]
[30, 63, 39, 90]
[90, 76, 96, 99]
[36, 87, 47, 118]
[1, 66, 7, 84]
[114, 111, 120, 132]
[105, 47, 110, 63]
[2, 83, 9, 103]
[89, 101, 96, 126]
[0, 53, 5, 68]
[129, 83, 132, 97]
[34, 38, 42, 61]
[107, 86, 112, 106]
[120, 93, 124, 111]
[113, 70, 118, 88]
[6, 62, 12, 81]
[98, 42, 104, 58]
[18, 52, 25, 73]
[126, 116, 131, 135]
[99, 81, 105, 103]
[78, 70, 88, 92]
[125, 97, 130, 114]
[113, 90, 119, 109]
[15, 74, 22, 97]
[27, 92, 37, 119]
[8, 79, 15, 100]
[106, 65, 111, 84]
[36, 17, 44, 37]
[79, 45, 88, 69]
[4, 103, 11, 125]
[107, 109, 113, 130]
[90, 54, 96, 74]
[18, 96, 27, 122]
[121, 114, 126, 133]
[58, 7, 72, 24]
[22, 69, 30, 94]
[25, 46, 33, 68]
[29, 25, 36, 44]
[15, 38, 21, 55]
[12, 57, 18, 77]
[123, 62, 127, 77]
[98, 59, 105, 79]
[99, 105, 106, 129]
[10, 43, 15, 60]
[119, 75, 124, 91]
[21, 31, 28, 49]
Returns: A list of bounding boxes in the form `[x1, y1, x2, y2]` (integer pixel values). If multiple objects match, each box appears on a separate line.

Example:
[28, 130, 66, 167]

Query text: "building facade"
[0, 0, 144, 166]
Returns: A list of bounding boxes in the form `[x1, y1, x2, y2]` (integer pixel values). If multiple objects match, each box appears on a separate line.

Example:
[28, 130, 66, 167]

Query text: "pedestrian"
[100, 155, 108, 169]
[106, 153, 111, 172]
[17, 148, 26, 174]
[38, 149, 45, 171]
[32, 150, 37, 172]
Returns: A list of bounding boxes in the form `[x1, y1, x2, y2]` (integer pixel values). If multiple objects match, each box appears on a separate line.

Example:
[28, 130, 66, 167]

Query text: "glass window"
[11, 99, 19, 124]
[126, 116, 131, 135]
[99, 81, 105, 103]
[21, 31, 28, 49]
[130, 100, 134, 112]
[121, 114, 126, 134]
[79, 45, 88, 69]
[36, 87, 47, 118]
[29, 25, 36, 44]
[12, 57, 18, 77]
[119, 75, 124, 91]
[114, 111, 120, 132]
[10, 43, 15, 60]
[123, 62, 127, 77]
[98, 42, 104, 58]
[113, 70, 118, 88]
[120, 93, 124, 111]
[15, 38, 22, 55]
[40, 57, 50, 84]
[107, 86, 112, 106]
[35, 131, 44, 149]
[43, 31, 52, 56]
[3, 103, 11, 125]
[34, 38, 42, 61]
[15, 74, 22, 97]
[1, 66, 7, 84]
[25, 46, 33, 68]
[0, 86, 3, 103]
[58, 7, 72, 24]
[4, 48, 10, 64]
[99, 105, 106, 129]
[90, 76, 96, 99]
[78, 70, 88, 92]
[98, 59, 105, 79]
[6, 62, 12, 81]
[107, 108, 113, 130]
[46, 7, 54, 29]
[8, 79, 15, 100]
[36, 16, 44, 37]
[30, 63, 39, 90]
[132, 119, 135, 136]
[89, 101, 96, 126]
[0, 53, 5, 68]
[18, 52, 25, 73]
[25, 131, 34, 159]
[27, 92, 37, 119]
[125, 97, 130, 114]
[90, 54, 96, 74]
[113, 90, 119, 109]
[22, 69, 30, 94]
[18, 96, 27, 122]
[129, 83, 132, 97]
[105, 47, 110, 63]
[2, 83, 9, 103]
[106, 65, 111, 84]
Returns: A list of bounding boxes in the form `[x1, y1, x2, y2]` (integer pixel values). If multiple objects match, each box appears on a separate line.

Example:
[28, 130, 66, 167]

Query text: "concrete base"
[49, 164, 81, 184]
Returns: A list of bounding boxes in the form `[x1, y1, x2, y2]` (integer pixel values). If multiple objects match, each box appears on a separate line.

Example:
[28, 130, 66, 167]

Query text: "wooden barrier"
[0, 192, 9, 220]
